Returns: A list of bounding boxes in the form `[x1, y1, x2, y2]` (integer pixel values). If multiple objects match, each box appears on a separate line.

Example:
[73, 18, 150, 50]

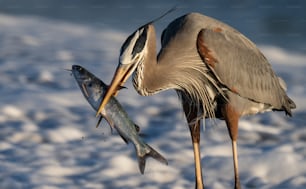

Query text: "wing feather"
[196, 28, 290, 112]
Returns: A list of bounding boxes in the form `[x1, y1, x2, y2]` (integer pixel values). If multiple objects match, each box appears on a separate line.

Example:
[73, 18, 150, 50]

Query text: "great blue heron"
[96, 12, 296, 189]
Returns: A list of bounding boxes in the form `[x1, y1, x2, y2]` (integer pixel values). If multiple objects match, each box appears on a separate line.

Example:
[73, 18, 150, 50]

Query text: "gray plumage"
[97, 12, 296, 189]
[136, 13, 295, 118]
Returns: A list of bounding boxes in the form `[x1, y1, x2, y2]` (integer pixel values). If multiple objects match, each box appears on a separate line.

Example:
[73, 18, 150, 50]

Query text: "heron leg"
[182, 103, 204, 188]
[180, 92, 204, 189]
[232, 140, 240, 189]
[189, 120, 204, 189]
[222, 104, 241, 189]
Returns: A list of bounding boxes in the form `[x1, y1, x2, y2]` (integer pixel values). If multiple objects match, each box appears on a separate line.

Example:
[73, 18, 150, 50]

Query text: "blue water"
[1, 0, 305, 52]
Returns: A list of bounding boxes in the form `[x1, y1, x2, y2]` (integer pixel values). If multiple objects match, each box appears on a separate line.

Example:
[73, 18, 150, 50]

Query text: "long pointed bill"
[95, 64, 132, 117]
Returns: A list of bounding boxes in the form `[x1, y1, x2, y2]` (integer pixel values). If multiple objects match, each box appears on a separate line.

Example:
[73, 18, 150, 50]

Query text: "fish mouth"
[72, 65, 95, 84]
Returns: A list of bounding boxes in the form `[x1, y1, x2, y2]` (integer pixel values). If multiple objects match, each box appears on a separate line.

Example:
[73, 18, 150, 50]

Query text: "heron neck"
[133, 25, 177, 96]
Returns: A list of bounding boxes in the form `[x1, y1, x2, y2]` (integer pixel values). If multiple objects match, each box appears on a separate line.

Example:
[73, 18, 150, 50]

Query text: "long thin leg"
[232, 140, 240, 189]
[183, 112, 204, 187]
[189, 120, 204, 189]
[222, 104, 241, 189]
[180, 93, 204, 189]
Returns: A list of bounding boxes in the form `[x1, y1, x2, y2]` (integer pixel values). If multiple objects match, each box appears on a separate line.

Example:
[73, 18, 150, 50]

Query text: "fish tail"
[137, 144, 168, 174]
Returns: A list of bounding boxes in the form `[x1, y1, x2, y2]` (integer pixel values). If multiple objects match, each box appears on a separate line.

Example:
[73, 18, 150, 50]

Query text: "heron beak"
[95, 64, 133, 116]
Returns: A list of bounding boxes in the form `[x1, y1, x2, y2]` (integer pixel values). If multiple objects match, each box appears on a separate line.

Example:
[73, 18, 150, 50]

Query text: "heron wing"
[196, 28, 289, 111]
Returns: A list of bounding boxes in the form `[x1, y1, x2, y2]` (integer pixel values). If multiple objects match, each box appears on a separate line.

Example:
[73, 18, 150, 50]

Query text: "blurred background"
[0, 1, 305, 189]
[0, 0, 305, 52]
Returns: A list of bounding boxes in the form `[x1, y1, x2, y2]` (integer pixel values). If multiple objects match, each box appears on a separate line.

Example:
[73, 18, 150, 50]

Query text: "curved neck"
[132, 22, 219, 119]
[133, 25, 177, 96]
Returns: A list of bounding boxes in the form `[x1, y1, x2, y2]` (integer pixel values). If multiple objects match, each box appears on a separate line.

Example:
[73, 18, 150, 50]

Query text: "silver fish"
[71, 65, 168, 174]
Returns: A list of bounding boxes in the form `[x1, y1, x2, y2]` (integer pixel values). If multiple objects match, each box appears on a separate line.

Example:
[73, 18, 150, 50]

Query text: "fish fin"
[138, 133, 148, 138]
[118, 134, 129, 144]
[118, 85, 127, 90]
[101, 115, 116, 134]
[106, 84, 127, 90]
[95, 116, 104, 128]
[137, 144, 168, 174]
[101, 116, 130, 143]
[133, 124, 149, 137]
[102, 116, 130, 144]
[113, 85, 127, 96]
[134, 124, 140, 133]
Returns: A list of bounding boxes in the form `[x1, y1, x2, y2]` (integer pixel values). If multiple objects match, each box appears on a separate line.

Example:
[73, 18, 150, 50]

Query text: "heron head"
[96, 24, 150, 115]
